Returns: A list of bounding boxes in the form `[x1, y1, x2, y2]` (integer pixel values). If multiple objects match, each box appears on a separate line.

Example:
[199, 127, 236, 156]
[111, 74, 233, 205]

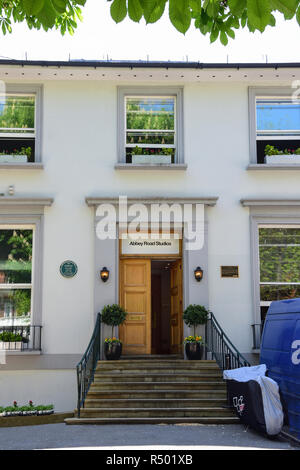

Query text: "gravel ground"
[0, 423, 299, 450]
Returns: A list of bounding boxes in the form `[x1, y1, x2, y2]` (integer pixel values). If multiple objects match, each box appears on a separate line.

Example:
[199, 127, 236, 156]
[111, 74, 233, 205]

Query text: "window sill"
[115, 163, 187, 171]
[0, 163, 44, 170]
[247, 164, 300, 171]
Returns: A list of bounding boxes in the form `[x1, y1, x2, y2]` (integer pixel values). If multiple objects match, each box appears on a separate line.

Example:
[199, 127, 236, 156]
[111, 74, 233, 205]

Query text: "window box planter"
[265, 155, 300, 164]
[0, 155, 28, 163]
[0, 341, 22, 350]
[132, 155, 172, 165]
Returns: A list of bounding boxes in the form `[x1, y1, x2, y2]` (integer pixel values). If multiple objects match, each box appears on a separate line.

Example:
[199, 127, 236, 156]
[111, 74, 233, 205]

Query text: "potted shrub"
[183, 305, 210, 360]
[264, 144, 300, 164]
[0, 146, 32, 163]
[131, 146, 173, 164]
[101, 304, 127, 360]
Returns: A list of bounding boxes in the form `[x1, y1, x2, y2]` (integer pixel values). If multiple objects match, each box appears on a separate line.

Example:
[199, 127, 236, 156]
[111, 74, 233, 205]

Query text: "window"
[258, 225, 300, 324]
[118, 87, 184, 166]
[249, 88, 300, 165]
[0, 85, 42, 164]
[0, 227, 33, 327]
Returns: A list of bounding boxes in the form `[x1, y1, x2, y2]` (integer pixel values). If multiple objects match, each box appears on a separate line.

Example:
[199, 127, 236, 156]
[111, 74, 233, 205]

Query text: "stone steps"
[90, 381, 226, 390]
[84, 397, 227, 408]
[79, 407, 235, 419]
[65, 359, 236, 425]
[92, 373, 223, 383]
[86, 389, 227, 399]
[65, 416, 239, 425]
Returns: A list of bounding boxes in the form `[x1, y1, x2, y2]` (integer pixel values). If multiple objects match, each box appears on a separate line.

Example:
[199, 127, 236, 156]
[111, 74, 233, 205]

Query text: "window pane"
[0, 288, 31, 323]
[256, 99, 300, 134]
[0, 229, 32, 284]
[126, 130, 174, 145]
[259, 227, 300, 245]
[259, 228, 300, 283]
[126, 97, 175, 131]
[260, 284, 300, 302]
[0, 94, 35, 134]
[260, 246, 300, 282]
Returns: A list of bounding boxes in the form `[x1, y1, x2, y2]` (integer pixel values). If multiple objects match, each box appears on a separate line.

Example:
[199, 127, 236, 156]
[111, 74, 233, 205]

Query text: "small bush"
[101, 304, 127, 338]
[183, 305, 210, 336]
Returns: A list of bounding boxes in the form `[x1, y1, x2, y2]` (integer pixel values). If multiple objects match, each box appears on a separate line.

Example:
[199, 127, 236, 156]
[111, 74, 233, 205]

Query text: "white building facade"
[0, 60, 300, 412]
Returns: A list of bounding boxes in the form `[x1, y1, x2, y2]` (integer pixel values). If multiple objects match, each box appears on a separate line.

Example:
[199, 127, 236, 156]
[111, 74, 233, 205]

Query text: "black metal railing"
[76, 313, 101, 417]
[0, 325, 42, 351]
[252, 323, 264, 350]
[205, 312, 251, 370]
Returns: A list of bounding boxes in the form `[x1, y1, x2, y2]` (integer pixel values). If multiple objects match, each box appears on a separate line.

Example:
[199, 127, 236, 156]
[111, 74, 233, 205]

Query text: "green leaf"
[241, 9, 247, 27]
[297, 6, 300, 25]
[189, 0, 201, 14]
[51, 0, 67, 14]
[210, 25, 219, 42]
[140, 0, 167, 24]
[228, 0, 247, 17]
[110, 0, 127, 23]
[128, 0, 143, 22]
[247, 0, 272, 32]
[227, 28, 235, 38]
[220, 30, 228, 45]
[204, 0, 220, 18]
[22, 0, 45, 16]
[270, 0, 298, 19]
[169, 0, 191, 34]
[36, 0, 58, 28]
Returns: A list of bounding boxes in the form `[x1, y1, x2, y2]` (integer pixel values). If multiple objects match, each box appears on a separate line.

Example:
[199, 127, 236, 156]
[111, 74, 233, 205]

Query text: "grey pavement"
[0, 423, 299, 450]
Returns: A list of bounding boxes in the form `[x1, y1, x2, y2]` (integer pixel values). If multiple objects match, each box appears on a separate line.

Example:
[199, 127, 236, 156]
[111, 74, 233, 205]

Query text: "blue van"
[260, 298, 300, 438]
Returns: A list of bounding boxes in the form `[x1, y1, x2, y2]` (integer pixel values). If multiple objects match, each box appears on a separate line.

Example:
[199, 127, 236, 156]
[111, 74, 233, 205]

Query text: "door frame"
[119, 249, 183, 355]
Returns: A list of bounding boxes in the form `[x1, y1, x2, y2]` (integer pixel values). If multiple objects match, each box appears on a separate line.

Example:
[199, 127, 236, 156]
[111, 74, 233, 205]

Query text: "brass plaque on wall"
[221, 266, 239, 278]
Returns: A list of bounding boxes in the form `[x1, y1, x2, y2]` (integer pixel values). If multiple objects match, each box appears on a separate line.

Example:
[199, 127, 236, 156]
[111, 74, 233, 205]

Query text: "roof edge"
[0, 59, 300, 70]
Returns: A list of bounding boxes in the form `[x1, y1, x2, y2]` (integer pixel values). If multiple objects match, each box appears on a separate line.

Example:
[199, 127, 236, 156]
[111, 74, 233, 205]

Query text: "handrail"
[76, 313, 101, 417]
[205, 312, 251, 370]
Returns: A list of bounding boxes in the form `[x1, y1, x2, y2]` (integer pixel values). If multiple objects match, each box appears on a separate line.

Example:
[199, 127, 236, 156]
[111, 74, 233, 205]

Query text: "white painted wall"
[0, 76, 298, 360]
[0, 370, 77, 412]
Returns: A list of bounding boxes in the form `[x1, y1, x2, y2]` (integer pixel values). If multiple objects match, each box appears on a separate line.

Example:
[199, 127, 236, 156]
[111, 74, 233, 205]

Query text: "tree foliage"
[0, 1, 299, 44]
[108, 0, 300, 45]
[0, 0, 86, 35]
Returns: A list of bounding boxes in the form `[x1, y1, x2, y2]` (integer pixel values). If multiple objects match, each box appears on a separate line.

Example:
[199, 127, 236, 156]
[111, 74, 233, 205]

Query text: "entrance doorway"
[119, 258, 183, 355]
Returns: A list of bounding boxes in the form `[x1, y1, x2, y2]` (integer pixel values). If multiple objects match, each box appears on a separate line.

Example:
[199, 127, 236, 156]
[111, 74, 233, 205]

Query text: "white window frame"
[258, 224, 300, 308]
[0, 84, 43, 163]
[248, 87, 299, 164]
[117, 87, 184, 164]
[0, 224, 34, 324]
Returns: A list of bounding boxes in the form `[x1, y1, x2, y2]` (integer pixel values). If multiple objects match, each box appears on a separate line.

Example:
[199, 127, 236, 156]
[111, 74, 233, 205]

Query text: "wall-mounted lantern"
[100, 267, 109, 282]
[194, 266, 203, 282]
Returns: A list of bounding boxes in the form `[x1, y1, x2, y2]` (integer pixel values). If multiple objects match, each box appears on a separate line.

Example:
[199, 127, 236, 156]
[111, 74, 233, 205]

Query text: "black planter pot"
[104, 342, 122, 360]
[185, 342, 203, 360]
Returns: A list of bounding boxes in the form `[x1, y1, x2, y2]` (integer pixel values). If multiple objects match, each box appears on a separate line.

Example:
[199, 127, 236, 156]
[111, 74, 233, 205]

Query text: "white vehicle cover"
[223, 364, 284, 436]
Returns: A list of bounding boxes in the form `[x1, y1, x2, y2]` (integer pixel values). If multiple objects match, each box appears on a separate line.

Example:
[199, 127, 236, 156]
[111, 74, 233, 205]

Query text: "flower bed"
[0, 401, 54, 417]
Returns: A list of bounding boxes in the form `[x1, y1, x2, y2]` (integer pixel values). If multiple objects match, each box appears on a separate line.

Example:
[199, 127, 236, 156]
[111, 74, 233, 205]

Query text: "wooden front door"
[119, 259, 151, 355]
[170, 260, 183, 354]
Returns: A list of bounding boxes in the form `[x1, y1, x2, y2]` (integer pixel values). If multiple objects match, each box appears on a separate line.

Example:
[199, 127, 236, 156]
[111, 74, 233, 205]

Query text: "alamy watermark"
[95, 196, 205, 251]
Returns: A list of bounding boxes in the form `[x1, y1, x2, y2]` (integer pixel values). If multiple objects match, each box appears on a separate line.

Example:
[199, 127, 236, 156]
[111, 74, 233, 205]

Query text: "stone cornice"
[86, 196, 218, 207]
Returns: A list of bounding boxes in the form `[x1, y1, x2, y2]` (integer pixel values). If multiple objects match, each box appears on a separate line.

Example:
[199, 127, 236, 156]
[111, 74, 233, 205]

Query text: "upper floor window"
[0, 85, 42, 164]
[118, 87, 184, 166]
[249, 88, 300, 165]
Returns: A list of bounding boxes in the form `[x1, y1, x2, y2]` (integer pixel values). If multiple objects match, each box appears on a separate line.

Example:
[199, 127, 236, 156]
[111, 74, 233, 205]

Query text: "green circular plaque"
[60, 260, 78, 278]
